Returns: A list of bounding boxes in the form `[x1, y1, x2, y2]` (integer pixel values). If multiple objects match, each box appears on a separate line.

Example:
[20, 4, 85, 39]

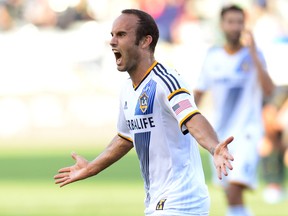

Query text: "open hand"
[213, 136, 234, 180]
[54, 152, 90, 187]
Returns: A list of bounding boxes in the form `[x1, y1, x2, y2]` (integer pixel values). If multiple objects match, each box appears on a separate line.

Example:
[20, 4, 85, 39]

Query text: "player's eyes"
[110, 32, 127, 39]
[118, 32, 126, 37]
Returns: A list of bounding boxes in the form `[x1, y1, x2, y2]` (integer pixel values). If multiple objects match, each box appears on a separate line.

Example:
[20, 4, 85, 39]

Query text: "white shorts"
[212, 129, 261, 189]
[146, 195, 210, 216]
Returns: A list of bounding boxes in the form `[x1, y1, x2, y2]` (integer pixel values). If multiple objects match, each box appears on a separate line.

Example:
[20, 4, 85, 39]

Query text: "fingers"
[222, 164, 228, 176]
[217, 162, 230, 180]
[71, 152, 78, 160]
[217, 136, 233, 155]
[60, 180, 71, 187]
[223, 136, 234, 146]
[57, 153, 78, 173]
[217, 166, 222, 180]
[54, 172, 68, 179]
[216, 159, 234, 180]
[224, 160, 233, 170]
[220, 136, 234, 161]
[227, 153, 234, 162]
[55, 176, 68, 184]
[56, 177, 72, 187]
[54, 171, 69, 182]
[54, 166, 72, 187]
[54, 172, 72, 187]
[215, 136, 235, 180]
[54, 152, 78, 186]
[222, 150, 234, 162]
[58, 166, 71, 173]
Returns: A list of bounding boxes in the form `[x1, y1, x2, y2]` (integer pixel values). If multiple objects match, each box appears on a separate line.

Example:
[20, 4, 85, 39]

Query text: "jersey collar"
[134, 61, 157, 91]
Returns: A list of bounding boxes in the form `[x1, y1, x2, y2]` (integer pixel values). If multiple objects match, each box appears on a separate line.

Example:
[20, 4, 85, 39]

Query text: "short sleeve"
[117, 99, 133, 142]
[159, 71, 201, 134]
[168, 90, 200, 134]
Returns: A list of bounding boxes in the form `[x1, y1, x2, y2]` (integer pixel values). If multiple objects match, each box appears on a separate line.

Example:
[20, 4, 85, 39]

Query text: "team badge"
[156, 199, 167, 210]
[237, 55, 252, 73]
[139, 92, 149, 113]
[135, 80, 156, 115]
[241, 61, 250, 72]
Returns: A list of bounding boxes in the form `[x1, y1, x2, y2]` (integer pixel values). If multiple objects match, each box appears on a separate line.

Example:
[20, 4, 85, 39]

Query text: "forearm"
[87, 135, 133, 176]
[185, 113, 219, 155]
[185, 113, 234, 179]
[250, 51, 274, 96]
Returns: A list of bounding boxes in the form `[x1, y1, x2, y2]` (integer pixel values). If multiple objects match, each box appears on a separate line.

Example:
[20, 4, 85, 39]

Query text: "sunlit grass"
[0, 143, 287, 216]
[1, 181, 287, 216]
[0, 181, 144, 216]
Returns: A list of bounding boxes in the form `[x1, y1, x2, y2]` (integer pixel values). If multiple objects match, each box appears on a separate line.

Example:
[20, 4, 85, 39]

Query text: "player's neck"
[129, 57, 156, 88]
[224, 43, 243, 55]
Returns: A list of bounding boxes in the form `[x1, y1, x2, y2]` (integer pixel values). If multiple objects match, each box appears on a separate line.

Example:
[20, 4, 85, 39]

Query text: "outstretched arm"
[54, 135, 134, 187]
[185, 114, 234, 179]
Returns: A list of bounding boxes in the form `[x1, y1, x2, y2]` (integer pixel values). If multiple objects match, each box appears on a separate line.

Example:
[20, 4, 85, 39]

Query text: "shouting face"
[110, 13, 142, 73]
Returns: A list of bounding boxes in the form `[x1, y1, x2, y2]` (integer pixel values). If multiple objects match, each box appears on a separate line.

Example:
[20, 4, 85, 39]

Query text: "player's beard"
[118, 50, 141, 74]
[226, 32, 241, 46]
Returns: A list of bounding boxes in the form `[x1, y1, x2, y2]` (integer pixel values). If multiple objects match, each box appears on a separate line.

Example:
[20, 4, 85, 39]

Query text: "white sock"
[226, 205, 253, 216]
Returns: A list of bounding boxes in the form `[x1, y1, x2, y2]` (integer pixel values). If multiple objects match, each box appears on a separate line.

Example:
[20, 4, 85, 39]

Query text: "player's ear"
[141, 35, 153, 49]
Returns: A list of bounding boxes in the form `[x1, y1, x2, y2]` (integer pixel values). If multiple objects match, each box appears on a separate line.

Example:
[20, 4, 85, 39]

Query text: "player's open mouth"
[113, 49, 122, 65]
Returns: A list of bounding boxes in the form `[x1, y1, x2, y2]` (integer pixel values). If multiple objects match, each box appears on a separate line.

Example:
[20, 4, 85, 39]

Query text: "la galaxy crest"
[237, 54, 252, 73]
[139, 92, 149, 113]
[240, 61, 250, 72]
[135, 79, 156, 115]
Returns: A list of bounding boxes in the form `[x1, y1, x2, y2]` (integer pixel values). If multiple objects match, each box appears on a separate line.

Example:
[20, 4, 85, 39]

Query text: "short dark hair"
[220, 4, 245, 20]
[121, 9, 159, 53]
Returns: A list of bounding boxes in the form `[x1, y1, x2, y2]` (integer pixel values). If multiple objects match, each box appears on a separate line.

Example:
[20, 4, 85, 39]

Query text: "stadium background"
[0, 0, 287, 215]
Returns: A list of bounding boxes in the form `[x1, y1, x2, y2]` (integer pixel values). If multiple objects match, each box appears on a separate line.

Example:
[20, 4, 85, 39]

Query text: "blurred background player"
[193, 4, 274, 216]
[249, 0, 288, 204]
[260, 85, 288, 203]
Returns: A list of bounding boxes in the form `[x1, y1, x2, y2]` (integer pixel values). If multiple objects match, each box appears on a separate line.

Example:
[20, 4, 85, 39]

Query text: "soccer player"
[54, 9, 234, 216]
[193, 5, 274, 216]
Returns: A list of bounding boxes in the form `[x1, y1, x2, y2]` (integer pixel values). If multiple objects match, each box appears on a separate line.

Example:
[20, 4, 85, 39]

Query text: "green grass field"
[0, 139, 287, 216]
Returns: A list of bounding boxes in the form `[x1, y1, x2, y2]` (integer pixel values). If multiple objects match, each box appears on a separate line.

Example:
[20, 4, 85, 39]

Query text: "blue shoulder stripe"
[153, 63, 181, 93]
[157, 63, 181, 89]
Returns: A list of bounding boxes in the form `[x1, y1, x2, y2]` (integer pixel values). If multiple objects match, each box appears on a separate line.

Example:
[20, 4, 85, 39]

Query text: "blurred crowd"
[0, 0, 286, 43]
[0, 0, 287, 137]
[0, 0, 92, 30]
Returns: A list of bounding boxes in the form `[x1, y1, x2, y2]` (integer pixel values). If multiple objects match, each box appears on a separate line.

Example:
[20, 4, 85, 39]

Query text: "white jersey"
[196, 46, 266, 141]
[117, 61, 210, 215]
